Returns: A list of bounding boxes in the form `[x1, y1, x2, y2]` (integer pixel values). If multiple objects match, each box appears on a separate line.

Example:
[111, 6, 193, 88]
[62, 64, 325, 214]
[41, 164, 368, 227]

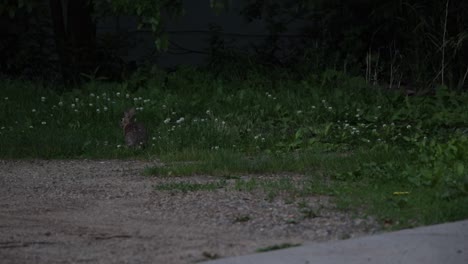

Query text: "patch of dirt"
[0, 160, 380, 263]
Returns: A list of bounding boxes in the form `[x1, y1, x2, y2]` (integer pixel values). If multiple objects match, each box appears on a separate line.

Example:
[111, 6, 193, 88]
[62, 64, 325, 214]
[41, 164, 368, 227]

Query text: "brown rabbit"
[121, 108, 148, 147]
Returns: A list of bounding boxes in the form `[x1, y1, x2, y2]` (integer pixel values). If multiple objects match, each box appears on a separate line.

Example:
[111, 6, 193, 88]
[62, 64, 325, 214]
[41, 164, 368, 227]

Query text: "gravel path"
[0, 160, 380, 263]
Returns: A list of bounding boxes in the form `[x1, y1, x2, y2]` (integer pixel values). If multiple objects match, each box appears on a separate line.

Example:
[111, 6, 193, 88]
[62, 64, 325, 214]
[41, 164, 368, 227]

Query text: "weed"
[202, 251, 219, 260]
[153, 180, 226, 192]
[297, 201, 321, 219]
[256, 243, 301, 252]
[233, 215, 251, 223]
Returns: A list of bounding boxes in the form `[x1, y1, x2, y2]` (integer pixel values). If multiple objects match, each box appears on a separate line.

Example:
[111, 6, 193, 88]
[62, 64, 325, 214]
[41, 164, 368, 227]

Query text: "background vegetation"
[1, 0, 467, 90]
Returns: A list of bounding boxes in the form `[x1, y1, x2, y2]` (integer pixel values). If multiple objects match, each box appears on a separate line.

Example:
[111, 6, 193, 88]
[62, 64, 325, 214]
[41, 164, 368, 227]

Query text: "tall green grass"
[2, 69, 466, 158]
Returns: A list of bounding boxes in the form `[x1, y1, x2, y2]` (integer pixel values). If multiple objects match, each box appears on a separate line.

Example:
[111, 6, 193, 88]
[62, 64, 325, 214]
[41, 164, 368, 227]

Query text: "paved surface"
[202, 220, 468, 264]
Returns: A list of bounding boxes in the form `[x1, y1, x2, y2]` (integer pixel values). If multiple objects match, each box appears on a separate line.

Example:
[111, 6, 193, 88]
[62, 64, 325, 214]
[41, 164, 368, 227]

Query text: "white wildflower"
[176, 117, 185, 124]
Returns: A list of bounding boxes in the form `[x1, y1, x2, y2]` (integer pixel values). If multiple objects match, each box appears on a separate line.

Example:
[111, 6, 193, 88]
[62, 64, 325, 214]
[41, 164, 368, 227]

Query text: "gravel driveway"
[0, 160, 380, 263]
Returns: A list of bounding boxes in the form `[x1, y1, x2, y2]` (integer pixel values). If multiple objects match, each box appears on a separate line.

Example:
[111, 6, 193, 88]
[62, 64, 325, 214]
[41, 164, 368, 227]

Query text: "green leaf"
[155, 35, 168, 51]
[275, 104, 282, 111]
[210, 0, 230, 14]
[149, 17, 159, 27]
[294, 129, 303, 140]
[455, 163, 464, 176]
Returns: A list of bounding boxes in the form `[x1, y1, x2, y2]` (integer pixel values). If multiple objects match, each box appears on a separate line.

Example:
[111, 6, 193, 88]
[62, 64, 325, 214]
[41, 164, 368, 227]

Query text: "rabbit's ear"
[125, 108, 136, 118]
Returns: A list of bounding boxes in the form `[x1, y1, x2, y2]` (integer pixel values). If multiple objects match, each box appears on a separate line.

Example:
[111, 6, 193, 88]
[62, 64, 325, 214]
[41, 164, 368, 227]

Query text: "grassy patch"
[146, 148, 402, 177]
[332, 180, 468, 229]
[147, 143, 468, 228]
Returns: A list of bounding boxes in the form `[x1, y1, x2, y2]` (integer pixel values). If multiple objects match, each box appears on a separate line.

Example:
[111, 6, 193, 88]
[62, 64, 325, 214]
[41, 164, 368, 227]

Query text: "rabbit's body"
[121, 108, 148, 147]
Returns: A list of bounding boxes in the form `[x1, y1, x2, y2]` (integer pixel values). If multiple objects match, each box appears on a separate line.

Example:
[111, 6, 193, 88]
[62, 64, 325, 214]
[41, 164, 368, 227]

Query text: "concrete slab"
[202, 220, 468, 264]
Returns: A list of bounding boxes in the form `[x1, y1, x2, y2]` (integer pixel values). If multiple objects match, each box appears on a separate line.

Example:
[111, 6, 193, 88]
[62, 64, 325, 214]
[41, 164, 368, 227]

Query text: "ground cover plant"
[1, 67, 467, 229]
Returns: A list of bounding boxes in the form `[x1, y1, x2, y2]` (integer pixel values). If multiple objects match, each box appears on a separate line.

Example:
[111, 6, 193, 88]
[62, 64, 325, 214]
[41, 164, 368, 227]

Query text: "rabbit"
[120, 108, 148, 147]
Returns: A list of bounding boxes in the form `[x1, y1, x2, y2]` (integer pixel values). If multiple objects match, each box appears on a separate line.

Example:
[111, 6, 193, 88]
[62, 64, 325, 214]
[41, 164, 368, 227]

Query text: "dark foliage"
[1, 0, 467, 90]
[236, 0, 468, 90]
